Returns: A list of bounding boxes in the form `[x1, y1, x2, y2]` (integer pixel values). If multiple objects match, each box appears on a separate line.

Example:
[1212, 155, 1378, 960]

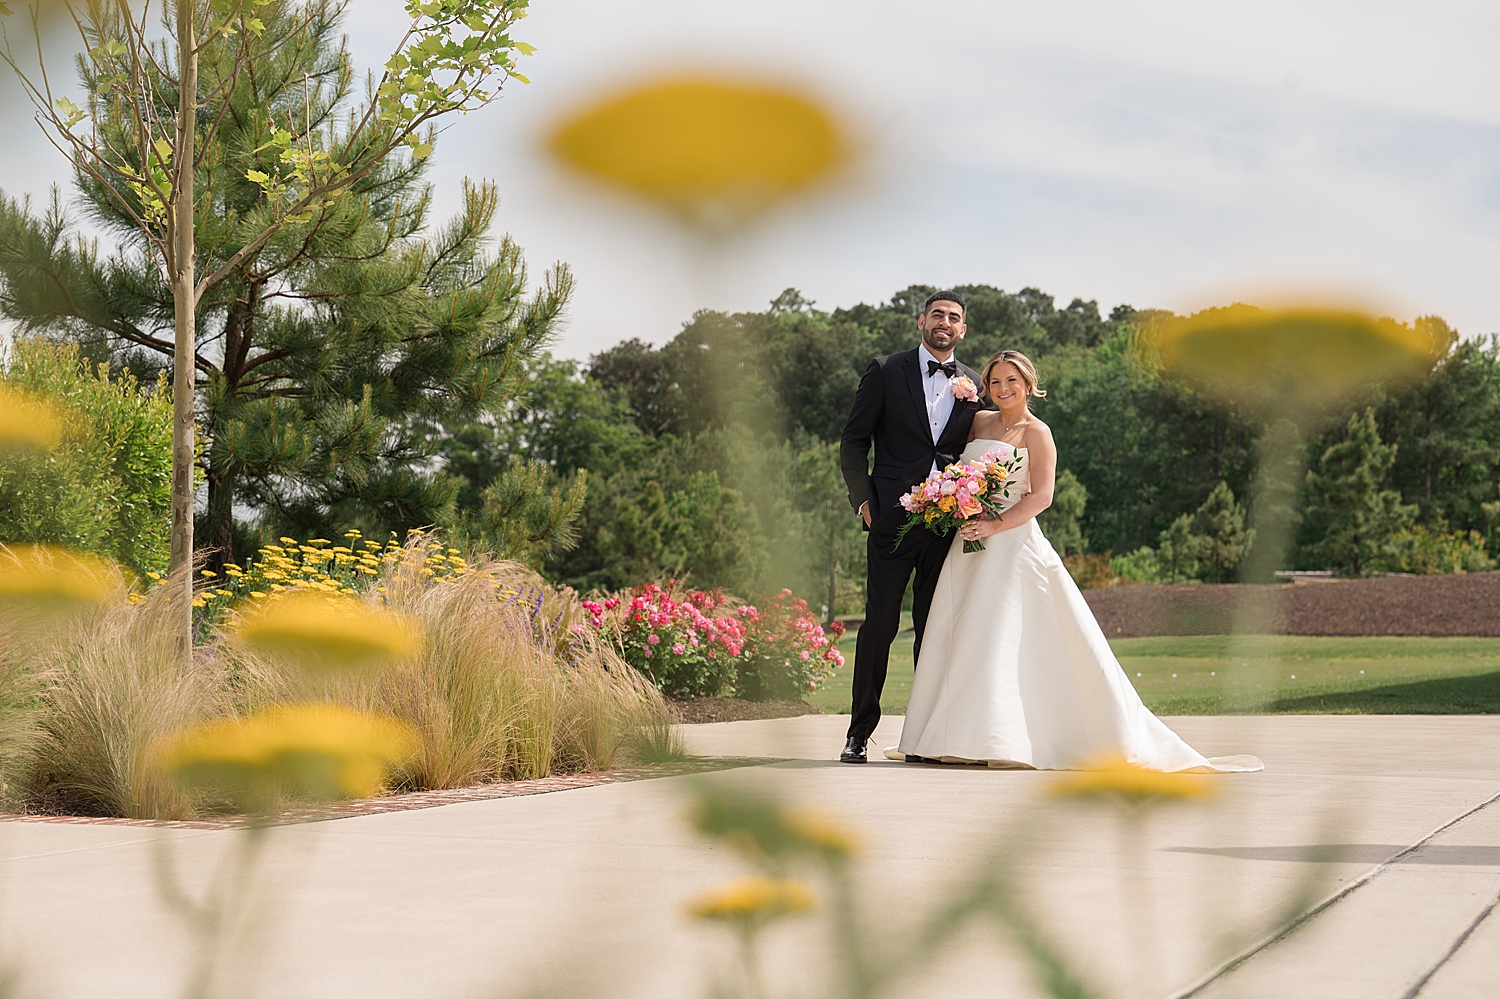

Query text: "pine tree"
[1191, 480, 1252, 583]
[0, 1, 568, 572]
[1304, 408, 1416, 576]
[1038, 469, 1087, 557]
[1155, 514, 1204, 583]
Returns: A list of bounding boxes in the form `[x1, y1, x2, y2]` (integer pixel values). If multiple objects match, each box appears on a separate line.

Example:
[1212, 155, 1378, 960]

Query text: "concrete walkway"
[1, 714, 1497, 999]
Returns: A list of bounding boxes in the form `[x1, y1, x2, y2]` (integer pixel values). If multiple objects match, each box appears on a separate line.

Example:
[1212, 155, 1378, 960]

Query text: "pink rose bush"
[733, 589, 847, 701]
[581, 582, 845, 700]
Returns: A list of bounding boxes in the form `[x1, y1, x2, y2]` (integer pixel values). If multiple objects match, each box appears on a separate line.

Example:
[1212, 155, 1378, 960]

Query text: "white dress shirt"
[917, 343, 957, 472]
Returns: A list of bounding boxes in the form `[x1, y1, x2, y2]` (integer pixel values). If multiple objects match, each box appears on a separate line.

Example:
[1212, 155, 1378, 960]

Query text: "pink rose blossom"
[672, 642, 685, 655]
[647, 633, 660, 645]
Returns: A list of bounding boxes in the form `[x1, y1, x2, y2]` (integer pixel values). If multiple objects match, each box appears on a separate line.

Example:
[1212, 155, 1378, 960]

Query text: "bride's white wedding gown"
[887, 440, 1263, 773]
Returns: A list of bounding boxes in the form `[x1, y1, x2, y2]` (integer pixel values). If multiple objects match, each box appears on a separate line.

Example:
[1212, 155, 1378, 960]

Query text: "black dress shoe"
[840, 735, 868, 764]
[904, 754, 943, 765]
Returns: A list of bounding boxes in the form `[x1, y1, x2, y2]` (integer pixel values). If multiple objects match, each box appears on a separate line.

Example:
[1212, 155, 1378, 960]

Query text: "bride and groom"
[838, 290, 1261, 773]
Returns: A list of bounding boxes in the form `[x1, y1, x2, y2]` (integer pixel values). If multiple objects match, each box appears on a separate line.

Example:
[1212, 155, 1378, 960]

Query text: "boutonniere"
[950, 375, 978, 402]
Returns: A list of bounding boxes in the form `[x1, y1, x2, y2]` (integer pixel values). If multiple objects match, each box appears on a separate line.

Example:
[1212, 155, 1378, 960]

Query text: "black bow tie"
[926, 359, 957, 378]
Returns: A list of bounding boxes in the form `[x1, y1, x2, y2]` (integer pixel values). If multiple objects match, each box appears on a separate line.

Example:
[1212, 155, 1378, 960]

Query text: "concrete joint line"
[1166, 785, 1500, 999]
[1399, 884, 1500, 999]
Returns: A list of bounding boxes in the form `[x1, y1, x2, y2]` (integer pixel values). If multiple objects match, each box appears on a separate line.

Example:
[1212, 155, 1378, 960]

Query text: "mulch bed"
[1083, 572, 1500, 638]
[0, 757, 772, 830]
[669, 697, 824, 724]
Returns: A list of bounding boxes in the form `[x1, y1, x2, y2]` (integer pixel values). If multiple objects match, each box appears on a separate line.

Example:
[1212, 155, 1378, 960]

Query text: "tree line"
[2, 2, 1496, 608]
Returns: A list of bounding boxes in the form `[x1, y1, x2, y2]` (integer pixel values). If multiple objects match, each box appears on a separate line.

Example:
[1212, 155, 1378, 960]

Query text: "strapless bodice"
[961, 439, 1029, 505]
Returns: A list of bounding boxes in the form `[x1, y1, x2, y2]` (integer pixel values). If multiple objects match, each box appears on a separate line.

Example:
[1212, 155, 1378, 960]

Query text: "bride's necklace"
[996, 412, 1028, 441]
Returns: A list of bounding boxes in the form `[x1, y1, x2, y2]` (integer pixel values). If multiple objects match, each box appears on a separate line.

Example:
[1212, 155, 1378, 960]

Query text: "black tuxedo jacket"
[839, 348, 987, 536]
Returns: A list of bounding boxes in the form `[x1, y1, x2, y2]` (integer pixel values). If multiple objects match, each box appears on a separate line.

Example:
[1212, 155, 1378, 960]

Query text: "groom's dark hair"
[922, 289, 966, 314]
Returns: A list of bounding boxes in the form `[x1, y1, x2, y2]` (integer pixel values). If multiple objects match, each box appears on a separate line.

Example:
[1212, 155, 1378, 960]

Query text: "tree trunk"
[825, 523, 837, 626]
[168, 4, 198, 654]
[204, 466, 234, 577]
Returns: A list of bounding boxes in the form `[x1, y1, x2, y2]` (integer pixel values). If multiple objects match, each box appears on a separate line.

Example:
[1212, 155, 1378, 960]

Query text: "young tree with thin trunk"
[0, 0, 536, 648]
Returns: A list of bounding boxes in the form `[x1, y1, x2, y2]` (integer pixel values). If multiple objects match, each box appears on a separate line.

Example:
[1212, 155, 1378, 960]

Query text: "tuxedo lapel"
[900, 349, 927, 433]
[934, 360, 983, 447]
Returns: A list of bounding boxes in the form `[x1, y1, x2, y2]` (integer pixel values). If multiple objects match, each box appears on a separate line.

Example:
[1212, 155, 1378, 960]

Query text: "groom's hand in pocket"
[860, 501, 872, 528]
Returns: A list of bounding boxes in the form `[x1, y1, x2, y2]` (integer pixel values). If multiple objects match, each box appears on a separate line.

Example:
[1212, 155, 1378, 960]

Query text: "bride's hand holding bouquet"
[894, 443, 1023, 553]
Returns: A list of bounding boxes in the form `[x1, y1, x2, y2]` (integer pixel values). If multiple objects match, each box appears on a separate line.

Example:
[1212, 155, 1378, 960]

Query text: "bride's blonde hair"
[982, 350, 1047, 400]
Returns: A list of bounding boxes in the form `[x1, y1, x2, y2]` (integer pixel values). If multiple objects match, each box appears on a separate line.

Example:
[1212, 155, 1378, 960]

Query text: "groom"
[837, 290, 986, 763]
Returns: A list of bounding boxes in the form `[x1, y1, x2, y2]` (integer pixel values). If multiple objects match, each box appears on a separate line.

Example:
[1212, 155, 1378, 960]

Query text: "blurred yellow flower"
[1152, 304, 1436, 413]
[781, 808, 861, 859]
[0, 544, 118, 606]
[549, 78, 847, 223]
[1048, 753, 1216, 804]
[233, 590, 419, 669]
[158, 702, 418, 809]
[686, 875, 816, 925]
[0, 385, 62, 450]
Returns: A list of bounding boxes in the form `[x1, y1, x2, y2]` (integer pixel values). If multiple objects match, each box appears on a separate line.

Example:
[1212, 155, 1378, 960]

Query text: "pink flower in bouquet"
[957, 493, 984, 518]
[648, 633, 660, 645]
[939, 479, 957, 496]
[950, 375, 978, 402]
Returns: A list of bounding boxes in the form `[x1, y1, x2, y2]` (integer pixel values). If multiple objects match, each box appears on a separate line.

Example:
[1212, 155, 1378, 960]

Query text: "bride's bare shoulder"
[1023, 415, 1055, 449]
[968, 410, 1000, 441]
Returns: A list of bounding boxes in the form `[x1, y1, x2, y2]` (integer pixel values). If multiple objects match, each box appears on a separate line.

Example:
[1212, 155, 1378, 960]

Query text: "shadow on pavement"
[1166, 844, 1500, 866]
[1268, 670, 1500, 714]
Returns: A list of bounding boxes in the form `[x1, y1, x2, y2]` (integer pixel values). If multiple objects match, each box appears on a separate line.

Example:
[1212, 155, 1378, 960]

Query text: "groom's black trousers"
[848, 526, 947, 743]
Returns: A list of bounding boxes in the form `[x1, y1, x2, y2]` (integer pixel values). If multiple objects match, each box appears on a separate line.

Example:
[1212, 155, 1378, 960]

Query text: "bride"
[887, 350, 1262, 773]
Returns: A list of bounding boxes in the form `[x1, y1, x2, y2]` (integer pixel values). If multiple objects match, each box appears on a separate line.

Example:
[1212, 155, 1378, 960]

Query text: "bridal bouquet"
[895, 444, 1023, 553]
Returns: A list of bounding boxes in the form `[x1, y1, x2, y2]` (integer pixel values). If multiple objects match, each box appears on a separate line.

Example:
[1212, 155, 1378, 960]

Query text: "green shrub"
[1376, 523, 1494, 575]
[1109, 547, 1162, 584]
[0, 339, 172, 577]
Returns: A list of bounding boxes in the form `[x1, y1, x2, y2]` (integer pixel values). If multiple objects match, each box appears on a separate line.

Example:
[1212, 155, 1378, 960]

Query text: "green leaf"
[410, 143, 433, 160]
[245, 169, 269, 184]
[514, 41, 536, 55]
[153, 139, 173, 163]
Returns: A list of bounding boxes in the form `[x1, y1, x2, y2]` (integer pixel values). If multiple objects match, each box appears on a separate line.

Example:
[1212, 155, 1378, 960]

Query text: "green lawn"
[807, 632, 1500, 716]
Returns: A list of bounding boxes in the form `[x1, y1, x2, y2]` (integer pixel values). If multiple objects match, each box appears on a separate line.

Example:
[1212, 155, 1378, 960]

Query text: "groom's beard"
[923, 327, 959, 354]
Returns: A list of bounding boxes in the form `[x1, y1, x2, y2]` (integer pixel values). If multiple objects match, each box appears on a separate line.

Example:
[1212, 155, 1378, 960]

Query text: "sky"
[4, 1, 1498, 359]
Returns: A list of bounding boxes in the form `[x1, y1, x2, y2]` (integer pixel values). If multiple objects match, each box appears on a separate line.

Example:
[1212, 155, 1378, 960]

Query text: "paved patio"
[1, 714, 1496, 999]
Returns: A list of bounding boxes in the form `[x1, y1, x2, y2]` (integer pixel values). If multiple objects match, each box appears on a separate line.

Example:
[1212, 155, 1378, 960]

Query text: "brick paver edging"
[0, 757, 778, 831]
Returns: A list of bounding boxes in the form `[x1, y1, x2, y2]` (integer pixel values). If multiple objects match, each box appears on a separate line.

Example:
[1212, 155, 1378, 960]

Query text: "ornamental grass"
[0, 534, 682, 819]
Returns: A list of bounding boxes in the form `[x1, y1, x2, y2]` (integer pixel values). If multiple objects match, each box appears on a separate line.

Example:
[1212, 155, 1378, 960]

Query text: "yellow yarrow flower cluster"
[0, 544, 118, 607]
[186, 529, 471, 612]
[157, 702, 418, 810]
[0, 385, 63, 451]
[549, 77, 847, 225]
[686, 875, 816, 926]
[233, 590, 420, 670]
[1048, 753, 1217, 804]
